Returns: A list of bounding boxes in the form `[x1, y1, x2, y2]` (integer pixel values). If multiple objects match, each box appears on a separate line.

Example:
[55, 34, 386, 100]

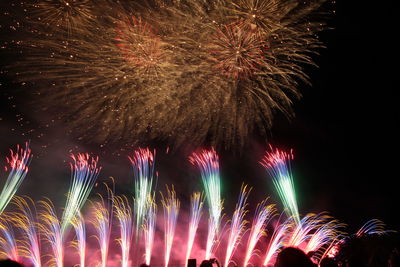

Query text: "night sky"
[0, 0, 397, 236]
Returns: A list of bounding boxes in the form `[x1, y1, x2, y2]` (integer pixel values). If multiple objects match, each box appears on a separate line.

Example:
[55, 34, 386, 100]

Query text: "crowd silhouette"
[0, 232, 399, 267]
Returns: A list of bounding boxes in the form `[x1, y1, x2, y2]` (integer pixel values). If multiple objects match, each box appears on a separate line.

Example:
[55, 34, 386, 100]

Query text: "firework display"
[1, 0, 328, 148]
[0, 145, 394, 266]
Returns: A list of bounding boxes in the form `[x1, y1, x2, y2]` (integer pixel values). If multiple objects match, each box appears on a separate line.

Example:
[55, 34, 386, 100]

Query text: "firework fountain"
[190, 149, 223, 260]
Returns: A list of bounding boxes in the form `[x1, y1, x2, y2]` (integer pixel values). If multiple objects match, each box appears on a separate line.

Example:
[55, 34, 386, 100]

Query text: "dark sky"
[0, 0, 397, 234]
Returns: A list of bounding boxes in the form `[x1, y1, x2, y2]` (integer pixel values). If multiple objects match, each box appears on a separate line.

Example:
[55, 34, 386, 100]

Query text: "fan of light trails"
[161, 186, 180, 267]
[8, 196, 41, 267]
[0, 217, 19, 262]
[0, 142, 32, 215]
[71, 212, 86, 267]
[224, 185, 250, 267]
[114, 195, 134, 267]
[263, 215, 291, 266]
[356, 219, 387, 237]
[189, 149, 223, 259]
[89, 183, 114, 267]
[38, 199, 63, 267]
[185, 192, 204, 267]
[304, 218, 346, 262]
[260, 146, 299, 224]
[287, 213, 322, 247]
[129, 148, 156, 239]
[143, 196, 157, 266]
[61, 153, 101, 235]
[243, 199, 276, 267]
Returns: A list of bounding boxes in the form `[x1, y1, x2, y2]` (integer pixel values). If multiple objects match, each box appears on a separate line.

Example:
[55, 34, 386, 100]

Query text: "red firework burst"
[115, 16, 163, 71]
[209, 20, 268, 79]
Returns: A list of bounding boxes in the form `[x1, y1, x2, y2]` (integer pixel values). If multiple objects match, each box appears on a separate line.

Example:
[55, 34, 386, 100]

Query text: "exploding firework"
[189, 149, 223, 259]
[4, 0, 328, 148]
[185, 192, 204, 267]
[61, 153, 101, 235]
[29, 0, 97, 33]
[260, 146, 299, 223]
[0, 142, 32, 215]
[115, 16, 165, 73]
[161, 186, 180, 267]
[243, 199, 276, 267]
[209, 20, 267, 79]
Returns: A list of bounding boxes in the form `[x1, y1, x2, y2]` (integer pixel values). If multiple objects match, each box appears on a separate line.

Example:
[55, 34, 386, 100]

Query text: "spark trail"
[260, 146, 299, 224]
[0, 143, 32, 215]
[189, 149, 223, 259]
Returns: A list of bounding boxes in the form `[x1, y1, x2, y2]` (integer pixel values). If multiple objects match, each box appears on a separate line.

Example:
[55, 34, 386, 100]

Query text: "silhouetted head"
[200, 260, 213, 267]
[320, 257, 338, 267]
[140, 264, 150, 267]
[389, 248, 400, 267]
[274, 247, 315, 267]
[0, 259, 24, 267]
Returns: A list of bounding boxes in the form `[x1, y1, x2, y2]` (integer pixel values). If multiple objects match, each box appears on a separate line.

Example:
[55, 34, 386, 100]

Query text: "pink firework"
[1, 142, 32, 215]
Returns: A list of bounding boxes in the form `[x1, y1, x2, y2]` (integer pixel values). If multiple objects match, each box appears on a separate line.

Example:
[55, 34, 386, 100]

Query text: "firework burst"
[0, 142, 32, 215]
[5, 0, 328, 148]
[209, 20, 267, 79]
[29, 0, 97, 33]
